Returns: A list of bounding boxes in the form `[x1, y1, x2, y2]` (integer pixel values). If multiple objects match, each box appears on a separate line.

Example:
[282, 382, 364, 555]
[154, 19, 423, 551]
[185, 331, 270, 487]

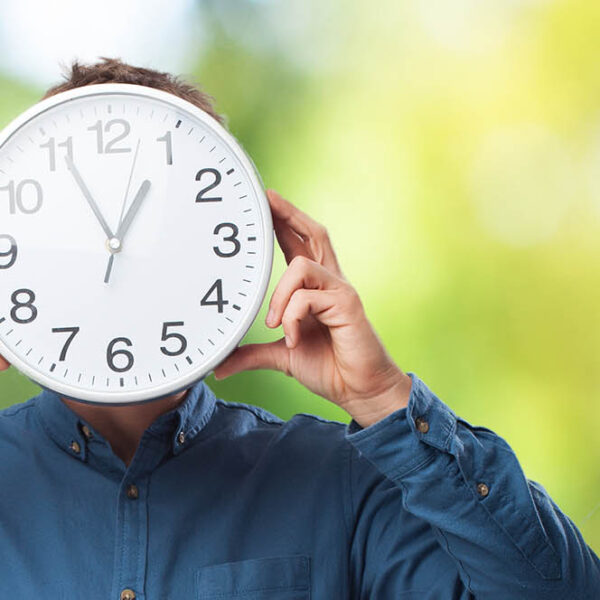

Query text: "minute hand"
[65, 155, 114, 239]
[116, 180, 152, 240]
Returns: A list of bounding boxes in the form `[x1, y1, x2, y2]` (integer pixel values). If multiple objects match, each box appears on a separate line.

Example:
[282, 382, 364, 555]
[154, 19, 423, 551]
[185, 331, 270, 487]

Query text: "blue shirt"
[0, 372, 598, 599]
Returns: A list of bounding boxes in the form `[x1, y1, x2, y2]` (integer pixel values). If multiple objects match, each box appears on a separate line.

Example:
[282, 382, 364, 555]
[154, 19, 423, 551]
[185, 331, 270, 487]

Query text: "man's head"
[0, 56, 224, 372]
[41, 56, 224, 124]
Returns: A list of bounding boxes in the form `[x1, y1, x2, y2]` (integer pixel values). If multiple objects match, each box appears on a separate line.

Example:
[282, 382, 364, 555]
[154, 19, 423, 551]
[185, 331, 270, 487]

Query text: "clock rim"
[0, 82, 274, 404]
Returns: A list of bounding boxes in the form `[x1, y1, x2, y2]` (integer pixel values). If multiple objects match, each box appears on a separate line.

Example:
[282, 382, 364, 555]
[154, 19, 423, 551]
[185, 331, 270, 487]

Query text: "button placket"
[110, 437, 162, 600]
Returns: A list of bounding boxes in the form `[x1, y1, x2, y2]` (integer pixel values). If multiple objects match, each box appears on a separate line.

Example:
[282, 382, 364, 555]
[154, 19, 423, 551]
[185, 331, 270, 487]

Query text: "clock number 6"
[160, 322, 187, 356]
[107, 337, 134, 373]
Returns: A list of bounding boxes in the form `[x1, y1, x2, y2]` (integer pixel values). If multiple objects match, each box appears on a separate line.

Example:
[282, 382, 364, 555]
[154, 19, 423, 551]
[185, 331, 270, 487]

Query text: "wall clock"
[0, 83, 273, 403]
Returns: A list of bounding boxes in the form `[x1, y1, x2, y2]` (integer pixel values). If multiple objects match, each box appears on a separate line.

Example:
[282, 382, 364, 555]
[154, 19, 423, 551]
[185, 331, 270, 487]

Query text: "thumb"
[213, 338, 289, 379]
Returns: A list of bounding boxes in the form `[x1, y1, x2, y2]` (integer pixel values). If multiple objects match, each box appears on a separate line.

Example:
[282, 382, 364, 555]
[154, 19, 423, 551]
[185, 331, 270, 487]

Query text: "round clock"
[0, 83, 273, 404]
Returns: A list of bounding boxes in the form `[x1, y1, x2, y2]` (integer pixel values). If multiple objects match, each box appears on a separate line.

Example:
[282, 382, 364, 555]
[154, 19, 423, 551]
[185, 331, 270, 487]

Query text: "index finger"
[266, 189, 344, 277]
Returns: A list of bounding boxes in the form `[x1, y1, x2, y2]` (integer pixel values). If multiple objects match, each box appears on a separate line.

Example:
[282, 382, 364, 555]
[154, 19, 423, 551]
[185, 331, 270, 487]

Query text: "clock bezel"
[0, 83, 274, 404]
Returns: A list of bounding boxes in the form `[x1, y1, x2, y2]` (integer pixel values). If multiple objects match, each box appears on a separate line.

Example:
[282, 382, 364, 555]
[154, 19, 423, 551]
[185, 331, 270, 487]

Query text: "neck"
[61, 390, 189, 466]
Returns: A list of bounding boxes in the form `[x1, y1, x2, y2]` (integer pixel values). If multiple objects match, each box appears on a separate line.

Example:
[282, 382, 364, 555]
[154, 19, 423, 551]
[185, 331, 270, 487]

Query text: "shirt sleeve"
[344, 372, 600, 599]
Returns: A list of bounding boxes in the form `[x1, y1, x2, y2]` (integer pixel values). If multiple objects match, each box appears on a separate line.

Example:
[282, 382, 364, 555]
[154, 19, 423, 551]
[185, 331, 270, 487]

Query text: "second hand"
[104, 138, 141, 284]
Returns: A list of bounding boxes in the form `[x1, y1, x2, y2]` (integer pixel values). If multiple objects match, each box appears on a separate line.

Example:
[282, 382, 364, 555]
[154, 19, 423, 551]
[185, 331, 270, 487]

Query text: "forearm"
[345, 372, 600, 598]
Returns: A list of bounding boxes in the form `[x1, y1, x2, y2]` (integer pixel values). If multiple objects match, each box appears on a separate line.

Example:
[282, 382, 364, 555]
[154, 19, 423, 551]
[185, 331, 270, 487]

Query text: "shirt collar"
[35, 378, 217, 462]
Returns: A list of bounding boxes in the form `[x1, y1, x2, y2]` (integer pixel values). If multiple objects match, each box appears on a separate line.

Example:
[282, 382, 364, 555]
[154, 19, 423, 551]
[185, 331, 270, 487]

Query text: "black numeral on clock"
[195, 168, 222, 202]
[0, 235, 17, 269]
[160, 321, 187, 356]
[213, 223, 240, 257]
[200, 279, 229, 313]
[107, 337, 134, 372]
[51, 327, 80, 361]
[10, 288, 37, 324]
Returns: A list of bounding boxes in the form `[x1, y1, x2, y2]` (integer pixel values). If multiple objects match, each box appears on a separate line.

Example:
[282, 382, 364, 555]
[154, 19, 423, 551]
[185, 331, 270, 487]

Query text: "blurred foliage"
[0, 0, 599, 553]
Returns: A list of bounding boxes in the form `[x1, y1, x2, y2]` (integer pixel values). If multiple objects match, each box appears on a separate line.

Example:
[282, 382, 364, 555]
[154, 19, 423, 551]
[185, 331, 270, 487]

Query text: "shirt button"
[415, 416, 429, 434]
[81, 424, 93, 439]
[120, 589, 136, 600]
[69, 440, 81, 454]
[476, 482, 490, 497]
[177, 430, 185, 445]
[126, 484, 139, 500]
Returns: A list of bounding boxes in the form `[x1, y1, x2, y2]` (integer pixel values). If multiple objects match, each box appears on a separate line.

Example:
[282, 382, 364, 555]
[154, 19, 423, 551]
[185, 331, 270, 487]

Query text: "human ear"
[0, 355, 10, 371]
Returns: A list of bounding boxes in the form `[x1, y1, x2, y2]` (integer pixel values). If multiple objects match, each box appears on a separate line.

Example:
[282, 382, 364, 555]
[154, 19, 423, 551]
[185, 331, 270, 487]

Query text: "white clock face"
[0, 84, 273, 403]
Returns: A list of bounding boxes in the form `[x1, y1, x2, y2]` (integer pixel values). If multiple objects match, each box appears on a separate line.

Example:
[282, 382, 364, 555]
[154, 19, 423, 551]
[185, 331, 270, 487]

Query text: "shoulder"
[0, 395, 38, 423]
[214, 396, 348, 435]
[210, 396, 352, 460]
[0, 395, 41, 453]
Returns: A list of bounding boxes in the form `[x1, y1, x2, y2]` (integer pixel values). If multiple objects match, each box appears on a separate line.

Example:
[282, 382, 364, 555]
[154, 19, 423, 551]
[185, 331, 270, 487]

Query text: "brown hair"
[41, 56, 224, 125]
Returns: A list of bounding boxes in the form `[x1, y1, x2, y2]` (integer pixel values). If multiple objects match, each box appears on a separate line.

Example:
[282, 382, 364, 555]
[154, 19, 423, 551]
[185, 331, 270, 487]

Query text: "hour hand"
[65, 154, 114, 240]
[116, 180, 151, 241]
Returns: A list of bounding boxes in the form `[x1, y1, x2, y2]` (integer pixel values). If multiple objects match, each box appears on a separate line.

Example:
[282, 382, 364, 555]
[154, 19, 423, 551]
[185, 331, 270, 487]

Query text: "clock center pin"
[107, 237, 122, 253]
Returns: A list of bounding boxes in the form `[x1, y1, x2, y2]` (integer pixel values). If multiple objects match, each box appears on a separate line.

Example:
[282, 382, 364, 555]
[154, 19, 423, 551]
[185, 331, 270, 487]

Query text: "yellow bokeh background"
[1, 0, 599, 553]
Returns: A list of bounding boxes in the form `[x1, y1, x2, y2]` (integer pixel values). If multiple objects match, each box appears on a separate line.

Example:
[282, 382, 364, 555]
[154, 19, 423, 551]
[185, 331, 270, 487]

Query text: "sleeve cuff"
[344, 372, 458, 480]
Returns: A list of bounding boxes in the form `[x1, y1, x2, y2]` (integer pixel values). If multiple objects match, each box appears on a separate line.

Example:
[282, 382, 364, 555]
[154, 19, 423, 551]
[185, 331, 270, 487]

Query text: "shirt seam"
[215, 398, 284, 427]
[0, 401, 37, 419]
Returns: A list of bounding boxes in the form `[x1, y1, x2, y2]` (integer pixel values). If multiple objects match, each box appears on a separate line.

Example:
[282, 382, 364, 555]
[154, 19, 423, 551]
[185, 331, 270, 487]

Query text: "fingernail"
[285, 335, 292, 348]
[266, 308, 275, 326]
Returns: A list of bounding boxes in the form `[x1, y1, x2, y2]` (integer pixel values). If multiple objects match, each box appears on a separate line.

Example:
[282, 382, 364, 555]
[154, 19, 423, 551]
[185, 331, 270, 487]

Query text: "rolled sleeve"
[344, 372, 600, 599]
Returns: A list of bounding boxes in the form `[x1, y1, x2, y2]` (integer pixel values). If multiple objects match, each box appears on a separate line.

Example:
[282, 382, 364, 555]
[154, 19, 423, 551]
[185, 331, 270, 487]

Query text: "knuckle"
[316, 223, 329, 241]
[342, 284, 362, 308]
[290, 254, 311, 271]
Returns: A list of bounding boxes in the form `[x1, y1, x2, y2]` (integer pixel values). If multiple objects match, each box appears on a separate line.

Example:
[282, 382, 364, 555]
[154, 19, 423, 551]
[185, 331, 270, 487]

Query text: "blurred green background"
[1, 0, 599, 554]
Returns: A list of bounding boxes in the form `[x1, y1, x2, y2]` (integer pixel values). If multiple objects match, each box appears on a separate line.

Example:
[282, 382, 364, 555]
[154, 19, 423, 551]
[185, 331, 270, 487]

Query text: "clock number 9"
[0, 180, 43, 214]
[160, 321, 187, 356]
[195, 168, 222, 203]
[213, 223, 240, 257]
[107, 337, 134, 372]
[0, 235, 17, 269]
[10, 288, 37, 324]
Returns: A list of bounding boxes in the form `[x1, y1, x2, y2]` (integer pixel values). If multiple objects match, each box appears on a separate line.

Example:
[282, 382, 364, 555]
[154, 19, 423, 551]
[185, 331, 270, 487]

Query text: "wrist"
[346, 370, 412, 429]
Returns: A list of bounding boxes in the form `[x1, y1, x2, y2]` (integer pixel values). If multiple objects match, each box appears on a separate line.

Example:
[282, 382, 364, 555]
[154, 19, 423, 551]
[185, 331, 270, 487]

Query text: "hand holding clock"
[213, 189, 413, 428]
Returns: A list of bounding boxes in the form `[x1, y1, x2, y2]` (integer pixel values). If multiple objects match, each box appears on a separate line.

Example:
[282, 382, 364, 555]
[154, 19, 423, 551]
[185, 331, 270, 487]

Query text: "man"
[0, 58, 598, 599]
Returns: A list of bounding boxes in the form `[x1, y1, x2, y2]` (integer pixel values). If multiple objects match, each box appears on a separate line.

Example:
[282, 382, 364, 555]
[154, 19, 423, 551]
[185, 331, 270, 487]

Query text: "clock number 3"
[213, 222, 240, 257]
